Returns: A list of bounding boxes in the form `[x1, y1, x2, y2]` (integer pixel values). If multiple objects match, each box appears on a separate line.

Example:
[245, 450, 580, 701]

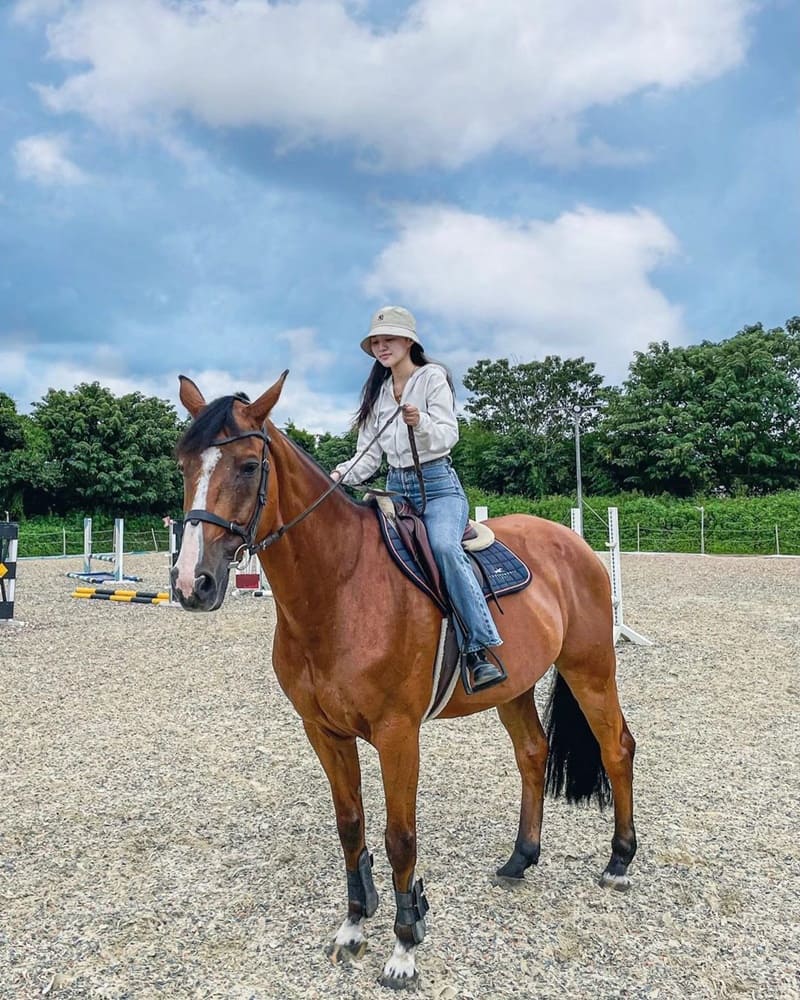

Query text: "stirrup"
[461, 649, 507, 695]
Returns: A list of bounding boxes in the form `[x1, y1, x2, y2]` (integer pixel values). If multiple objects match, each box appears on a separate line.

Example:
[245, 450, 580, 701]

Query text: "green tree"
[0, 395, 63, 516]
[463, 355, 605, 436]
[315, 429, 358, 473]
[0, 392, 25, 452]
[283, 421, 318, 456]
[599, 319, 800, 495]
[31, 382, 184, 514]
[459, 355, 607, 496]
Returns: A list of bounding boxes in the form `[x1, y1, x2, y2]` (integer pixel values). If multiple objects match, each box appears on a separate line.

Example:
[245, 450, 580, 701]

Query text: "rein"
[183, 403, 410, 563]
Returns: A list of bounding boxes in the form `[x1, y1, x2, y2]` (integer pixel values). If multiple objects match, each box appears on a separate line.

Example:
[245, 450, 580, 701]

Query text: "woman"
[331, 306, 505, 693]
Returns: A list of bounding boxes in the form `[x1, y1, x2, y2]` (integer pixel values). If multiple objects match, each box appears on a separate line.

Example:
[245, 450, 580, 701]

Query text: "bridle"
[183, 428, 274, 565]
[182, 402, 415, 565]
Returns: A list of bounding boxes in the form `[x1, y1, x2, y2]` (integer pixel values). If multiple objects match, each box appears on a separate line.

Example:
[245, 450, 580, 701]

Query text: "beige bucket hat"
[360, 306, 423, 355]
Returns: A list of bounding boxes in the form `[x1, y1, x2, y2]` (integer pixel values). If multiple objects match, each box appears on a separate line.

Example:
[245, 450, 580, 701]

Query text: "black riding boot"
[465, 649, 506, 692]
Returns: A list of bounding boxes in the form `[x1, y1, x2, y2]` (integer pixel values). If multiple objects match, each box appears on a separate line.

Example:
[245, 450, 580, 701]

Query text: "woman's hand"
[330, 470, 342, 482]
[401, 404, 420, 428]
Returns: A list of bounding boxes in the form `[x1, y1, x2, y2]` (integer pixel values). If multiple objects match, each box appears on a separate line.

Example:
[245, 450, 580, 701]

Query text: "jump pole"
[72, 517, 131, 583]
[0, 522, 19, 623]
[169, 519, 183, 604]
[571, 506, 651, 646]
[607, 507, 652, 645]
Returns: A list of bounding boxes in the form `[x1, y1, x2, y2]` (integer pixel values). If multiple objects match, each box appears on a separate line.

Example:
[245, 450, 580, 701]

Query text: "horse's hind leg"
[302, 721, 379, 961]
[494, 691, 548, 881]
[554, 649, 637, 889]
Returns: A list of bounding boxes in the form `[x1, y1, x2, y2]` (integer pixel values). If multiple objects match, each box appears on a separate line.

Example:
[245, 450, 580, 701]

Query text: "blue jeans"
[386, 458, 503, 654]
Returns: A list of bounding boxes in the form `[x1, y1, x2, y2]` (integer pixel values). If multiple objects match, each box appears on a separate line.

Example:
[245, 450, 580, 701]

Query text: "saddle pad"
[376, 508, 532, 613]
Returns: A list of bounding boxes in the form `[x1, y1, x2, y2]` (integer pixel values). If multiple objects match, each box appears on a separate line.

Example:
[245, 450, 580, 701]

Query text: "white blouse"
[333, 364, 459, 485]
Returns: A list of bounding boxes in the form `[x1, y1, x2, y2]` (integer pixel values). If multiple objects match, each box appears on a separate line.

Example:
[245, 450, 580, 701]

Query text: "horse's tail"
[544, 670, 612, 808]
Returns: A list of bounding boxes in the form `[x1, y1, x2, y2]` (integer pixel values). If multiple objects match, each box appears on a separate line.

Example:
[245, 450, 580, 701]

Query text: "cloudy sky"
[1, 0, 797, 432]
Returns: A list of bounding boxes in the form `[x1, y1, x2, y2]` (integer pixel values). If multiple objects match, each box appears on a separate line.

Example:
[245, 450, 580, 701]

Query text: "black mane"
[176, 393, 250, 454]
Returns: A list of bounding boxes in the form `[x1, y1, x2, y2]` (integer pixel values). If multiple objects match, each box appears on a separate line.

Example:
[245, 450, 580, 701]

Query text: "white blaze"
[174, 447, 222, 595]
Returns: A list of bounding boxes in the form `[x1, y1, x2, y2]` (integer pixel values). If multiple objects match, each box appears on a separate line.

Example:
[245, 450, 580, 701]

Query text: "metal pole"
[699, 506, 705, 556]
[775, 524, 780, 556]
[574, 414, 583, 530]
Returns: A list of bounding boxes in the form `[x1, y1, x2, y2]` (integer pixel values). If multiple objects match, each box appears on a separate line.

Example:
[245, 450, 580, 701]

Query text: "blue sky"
[1, 0, 797, 433]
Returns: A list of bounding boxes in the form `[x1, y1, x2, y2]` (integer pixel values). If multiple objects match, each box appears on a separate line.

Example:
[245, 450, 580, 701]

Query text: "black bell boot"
[464, 649, 507, 692]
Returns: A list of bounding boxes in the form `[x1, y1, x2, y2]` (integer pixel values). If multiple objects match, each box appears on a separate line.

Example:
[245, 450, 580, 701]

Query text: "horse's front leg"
[375, 726, 428, 990]
[302, 721, 379, 962]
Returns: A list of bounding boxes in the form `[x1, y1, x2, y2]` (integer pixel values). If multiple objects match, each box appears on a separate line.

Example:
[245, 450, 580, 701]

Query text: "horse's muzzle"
[170, 565, 228, 612]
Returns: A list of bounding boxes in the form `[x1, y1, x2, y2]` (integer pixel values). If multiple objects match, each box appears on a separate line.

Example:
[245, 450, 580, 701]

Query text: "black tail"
[544, 670, 612, 808]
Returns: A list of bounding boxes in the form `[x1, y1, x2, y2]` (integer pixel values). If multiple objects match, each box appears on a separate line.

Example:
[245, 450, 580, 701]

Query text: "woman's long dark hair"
[353, 343, 455, 430]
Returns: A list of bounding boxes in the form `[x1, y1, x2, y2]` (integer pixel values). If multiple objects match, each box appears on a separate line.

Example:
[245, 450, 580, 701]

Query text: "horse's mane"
[176, 393, 250, 455]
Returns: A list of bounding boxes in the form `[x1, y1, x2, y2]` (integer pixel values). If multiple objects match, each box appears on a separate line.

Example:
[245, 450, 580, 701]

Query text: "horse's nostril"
[194, 572, 215, 597]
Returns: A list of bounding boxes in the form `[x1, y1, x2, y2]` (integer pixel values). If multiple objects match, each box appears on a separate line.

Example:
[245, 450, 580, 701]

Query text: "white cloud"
[11, 0, 69, 23]
[276, 327, 337, 378]
[34, 0, 753, 169]
[364, 203, 685, 382]
[168, 367, 353, 432]
[13, 133, 88, 185]
[4, 340, 355, 434]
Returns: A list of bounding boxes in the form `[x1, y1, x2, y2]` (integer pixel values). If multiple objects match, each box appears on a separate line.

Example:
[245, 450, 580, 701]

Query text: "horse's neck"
[258, 433, 369, 599]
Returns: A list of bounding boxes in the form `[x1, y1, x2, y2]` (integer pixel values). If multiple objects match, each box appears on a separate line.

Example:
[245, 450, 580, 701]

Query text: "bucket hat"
[360, 306, 423, 355]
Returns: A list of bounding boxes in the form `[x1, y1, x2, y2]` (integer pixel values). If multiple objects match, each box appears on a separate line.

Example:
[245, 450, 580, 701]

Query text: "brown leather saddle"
[368, 495, 532, 717]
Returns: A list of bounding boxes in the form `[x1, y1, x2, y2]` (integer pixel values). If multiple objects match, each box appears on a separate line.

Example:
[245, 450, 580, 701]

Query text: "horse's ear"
[178, 375, 206, 418]
[245, 370, 289, 426]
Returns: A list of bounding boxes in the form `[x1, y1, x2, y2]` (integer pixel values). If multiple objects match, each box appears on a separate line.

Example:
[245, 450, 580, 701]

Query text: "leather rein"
[183, 403, 420, 564]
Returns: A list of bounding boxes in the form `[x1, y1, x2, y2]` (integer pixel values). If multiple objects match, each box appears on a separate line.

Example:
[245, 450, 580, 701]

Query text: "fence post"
[636, 522, 640, 553]
[775, 524, 780, 556]
[475, 506, 489, 522]
[696, 505, 705, 555]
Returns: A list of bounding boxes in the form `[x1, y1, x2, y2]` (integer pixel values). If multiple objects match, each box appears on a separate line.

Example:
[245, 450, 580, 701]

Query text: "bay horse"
[171, 372, 636, 989]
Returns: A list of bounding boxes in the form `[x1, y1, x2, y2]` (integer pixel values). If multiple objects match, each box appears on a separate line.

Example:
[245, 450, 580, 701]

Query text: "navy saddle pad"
[376, 508, 532, 613]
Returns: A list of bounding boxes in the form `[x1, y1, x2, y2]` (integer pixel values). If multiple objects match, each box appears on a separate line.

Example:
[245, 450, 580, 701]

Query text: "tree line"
[1, 318, 798, 519]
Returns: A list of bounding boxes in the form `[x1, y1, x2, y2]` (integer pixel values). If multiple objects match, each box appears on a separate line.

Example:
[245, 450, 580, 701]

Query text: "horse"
[171, 372, 636, 989]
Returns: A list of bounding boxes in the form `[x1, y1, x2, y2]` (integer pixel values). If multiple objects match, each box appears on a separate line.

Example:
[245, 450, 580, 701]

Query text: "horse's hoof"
[377, 970, 419, 991]
[599, 870, 631, 892]
[491, 872, 526, 889]
[326, 939, 368, 964]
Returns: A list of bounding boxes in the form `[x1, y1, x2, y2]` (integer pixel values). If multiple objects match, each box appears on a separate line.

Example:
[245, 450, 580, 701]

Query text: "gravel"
[2, 551, 799, 999]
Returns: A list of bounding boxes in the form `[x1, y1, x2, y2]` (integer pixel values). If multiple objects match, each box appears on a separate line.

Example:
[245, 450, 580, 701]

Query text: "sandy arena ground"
[1, 550, 799, 1000]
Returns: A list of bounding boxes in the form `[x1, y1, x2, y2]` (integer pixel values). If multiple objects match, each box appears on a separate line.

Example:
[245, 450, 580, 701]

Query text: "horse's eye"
[241, 461, 260, 477]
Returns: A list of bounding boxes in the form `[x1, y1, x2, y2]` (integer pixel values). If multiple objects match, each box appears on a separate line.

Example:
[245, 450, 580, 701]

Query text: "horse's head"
[171, 371, 287, 611]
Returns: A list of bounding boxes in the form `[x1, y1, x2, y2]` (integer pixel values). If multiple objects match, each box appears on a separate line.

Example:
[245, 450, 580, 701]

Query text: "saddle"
[367, 494, 532, 718]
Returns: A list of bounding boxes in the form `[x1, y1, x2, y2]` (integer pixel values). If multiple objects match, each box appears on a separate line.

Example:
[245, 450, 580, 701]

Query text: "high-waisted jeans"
[386, 458, 502, 654]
